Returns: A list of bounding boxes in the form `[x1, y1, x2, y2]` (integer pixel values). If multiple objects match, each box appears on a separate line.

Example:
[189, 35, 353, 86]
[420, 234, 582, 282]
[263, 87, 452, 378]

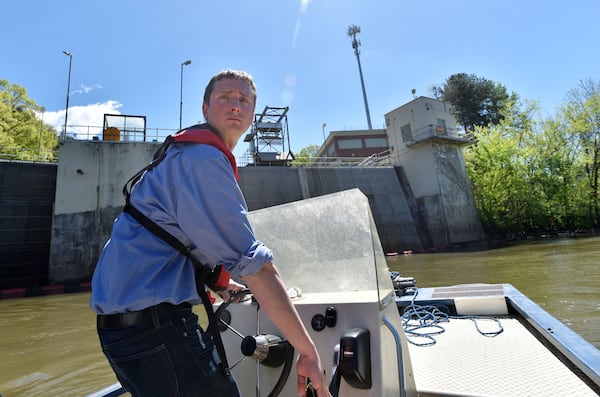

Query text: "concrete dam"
[0, 139, 484, 288]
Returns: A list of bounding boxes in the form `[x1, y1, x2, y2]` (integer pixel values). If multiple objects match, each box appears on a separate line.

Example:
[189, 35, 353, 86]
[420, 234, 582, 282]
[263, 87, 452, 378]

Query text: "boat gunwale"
[503, 283, 600, 388]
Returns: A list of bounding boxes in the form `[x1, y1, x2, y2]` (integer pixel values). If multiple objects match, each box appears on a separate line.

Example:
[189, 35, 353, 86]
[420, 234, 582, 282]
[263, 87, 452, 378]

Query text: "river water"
[0, 236, 598, 396]
[386, 235, 600, 351]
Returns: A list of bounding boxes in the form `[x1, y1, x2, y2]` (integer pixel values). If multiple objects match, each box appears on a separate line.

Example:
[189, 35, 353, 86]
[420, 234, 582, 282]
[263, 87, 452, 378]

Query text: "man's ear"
[202, 102, 208, 120]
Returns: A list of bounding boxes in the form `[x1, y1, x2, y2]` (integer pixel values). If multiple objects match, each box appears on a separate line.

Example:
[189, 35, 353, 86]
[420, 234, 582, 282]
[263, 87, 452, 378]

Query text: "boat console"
[216, 188, 416, 396]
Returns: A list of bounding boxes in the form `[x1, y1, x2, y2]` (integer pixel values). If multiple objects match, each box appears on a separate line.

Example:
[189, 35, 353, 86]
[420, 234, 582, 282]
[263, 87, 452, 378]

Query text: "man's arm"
[242, 262, 331, 397]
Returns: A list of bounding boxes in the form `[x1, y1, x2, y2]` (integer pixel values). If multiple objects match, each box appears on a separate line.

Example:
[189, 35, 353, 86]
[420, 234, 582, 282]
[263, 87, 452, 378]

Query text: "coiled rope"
[400, 288, 504, 347]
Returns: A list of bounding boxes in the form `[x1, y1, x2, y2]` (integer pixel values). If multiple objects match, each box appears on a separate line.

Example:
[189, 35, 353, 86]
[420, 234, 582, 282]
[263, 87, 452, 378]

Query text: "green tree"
[433, 73, 516, 132]
[464, 104, 532, 235]
[464, 99, 584, 236]
[0, 79, 58, 161]
[562, 78, 600, 227]
[291, 144, 320, 166]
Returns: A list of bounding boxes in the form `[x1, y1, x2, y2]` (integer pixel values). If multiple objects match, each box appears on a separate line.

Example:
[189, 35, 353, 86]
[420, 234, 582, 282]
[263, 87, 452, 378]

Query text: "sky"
[2, 0, 599, 158]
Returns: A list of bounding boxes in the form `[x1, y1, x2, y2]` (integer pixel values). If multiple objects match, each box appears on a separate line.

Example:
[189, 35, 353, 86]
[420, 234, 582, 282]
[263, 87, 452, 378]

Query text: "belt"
[97, 302, 191, 329]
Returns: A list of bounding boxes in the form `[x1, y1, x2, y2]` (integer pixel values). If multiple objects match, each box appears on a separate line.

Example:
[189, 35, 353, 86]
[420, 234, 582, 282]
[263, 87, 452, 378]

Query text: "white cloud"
[72, 83, 103, 95]
[44, 100, 122, 138]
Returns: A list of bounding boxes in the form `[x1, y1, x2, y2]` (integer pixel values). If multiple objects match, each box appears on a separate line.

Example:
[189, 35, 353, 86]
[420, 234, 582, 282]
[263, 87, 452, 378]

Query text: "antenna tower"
[347, 24, 372, 130]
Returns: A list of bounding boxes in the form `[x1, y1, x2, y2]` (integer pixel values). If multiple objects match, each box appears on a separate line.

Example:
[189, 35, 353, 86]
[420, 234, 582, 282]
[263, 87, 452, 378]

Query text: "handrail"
[408, 125, 474, 145]
[382, 315, 406, 397]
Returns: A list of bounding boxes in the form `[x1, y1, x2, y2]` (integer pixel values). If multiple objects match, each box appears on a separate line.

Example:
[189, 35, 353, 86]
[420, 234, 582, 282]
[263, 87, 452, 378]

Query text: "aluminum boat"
[88, 189, 600, 397]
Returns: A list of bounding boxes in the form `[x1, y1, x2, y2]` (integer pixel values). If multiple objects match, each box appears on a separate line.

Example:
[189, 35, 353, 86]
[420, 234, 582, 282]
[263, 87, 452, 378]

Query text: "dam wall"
[0, 161, 56, 289]
[0, 139, 484, 286]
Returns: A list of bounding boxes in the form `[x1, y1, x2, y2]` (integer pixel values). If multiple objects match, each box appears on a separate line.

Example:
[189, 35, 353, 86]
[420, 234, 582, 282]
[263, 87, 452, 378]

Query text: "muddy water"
[387, 236, 600, 349]
[1, 236, 598, 396]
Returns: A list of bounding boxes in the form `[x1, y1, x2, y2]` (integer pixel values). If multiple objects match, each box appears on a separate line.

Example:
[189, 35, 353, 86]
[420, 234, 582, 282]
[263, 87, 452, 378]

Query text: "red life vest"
[173, 126, 238, 181]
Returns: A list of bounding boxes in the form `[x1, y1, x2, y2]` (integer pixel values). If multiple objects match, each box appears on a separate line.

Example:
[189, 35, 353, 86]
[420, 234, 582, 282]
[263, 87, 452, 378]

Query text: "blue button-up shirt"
[90, 142, 273, 314]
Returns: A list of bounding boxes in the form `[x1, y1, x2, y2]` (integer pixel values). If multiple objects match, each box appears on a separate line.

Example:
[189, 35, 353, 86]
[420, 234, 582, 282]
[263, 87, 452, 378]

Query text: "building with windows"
[384, 96, 483, 247]
[311, 95, 484, 249]
[385, 96, 471, 152]
[314, 128, 389, 164]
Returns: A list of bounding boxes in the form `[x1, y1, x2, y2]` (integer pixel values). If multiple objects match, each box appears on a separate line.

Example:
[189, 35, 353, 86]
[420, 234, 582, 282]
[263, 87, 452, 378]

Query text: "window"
[365, 137, 387, 148]
[401, 124, 412, 142]
[437, 119, 447, 134]
[337, 139, 363, 149]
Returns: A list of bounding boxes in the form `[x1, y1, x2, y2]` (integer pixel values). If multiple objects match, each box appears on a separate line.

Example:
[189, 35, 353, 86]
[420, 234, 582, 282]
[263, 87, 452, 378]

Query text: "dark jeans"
[97, 306, 240, 397]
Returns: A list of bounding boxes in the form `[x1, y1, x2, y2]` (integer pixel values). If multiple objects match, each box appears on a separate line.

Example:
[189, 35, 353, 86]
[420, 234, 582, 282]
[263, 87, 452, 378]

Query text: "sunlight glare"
[300, 0, 312, 14]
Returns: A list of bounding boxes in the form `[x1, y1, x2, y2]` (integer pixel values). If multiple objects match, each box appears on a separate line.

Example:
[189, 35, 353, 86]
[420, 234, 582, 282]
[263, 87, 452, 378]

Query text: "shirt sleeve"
[175, 145, 273, 280]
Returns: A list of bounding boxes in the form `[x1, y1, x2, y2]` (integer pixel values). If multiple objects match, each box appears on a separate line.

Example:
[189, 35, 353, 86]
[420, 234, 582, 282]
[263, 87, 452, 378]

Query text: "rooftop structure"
[243, 106, 294, 166]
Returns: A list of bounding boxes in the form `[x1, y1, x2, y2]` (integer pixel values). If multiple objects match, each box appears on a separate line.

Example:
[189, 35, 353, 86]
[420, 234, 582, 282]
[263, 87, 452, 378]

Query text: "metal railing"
[2, 124, 396, 168]
[62, 125, 178, 142]
[301, 152, 393, 168]
[356, 150, 393, 166]
[0, 146, 59, 163]
[407, 125, 475, 146]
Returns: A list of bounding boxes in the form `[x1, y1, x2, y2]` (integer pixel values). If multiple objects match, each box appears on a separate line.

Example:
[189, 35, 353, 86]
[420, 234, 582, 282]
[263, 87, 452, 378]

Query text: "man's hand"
[296, 352, 331, 397]
[243, 263, 332, 397]
[216, 279, 246, 302]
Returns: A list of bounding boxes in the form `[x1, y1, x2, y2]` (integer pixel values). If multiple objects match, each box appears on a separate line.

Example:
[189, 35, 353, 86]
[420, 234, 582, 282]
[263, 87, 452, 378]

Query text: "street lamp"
[322, 123, 327, 141]
[179, 59, 192, 130]
[62, 51, 73, 139]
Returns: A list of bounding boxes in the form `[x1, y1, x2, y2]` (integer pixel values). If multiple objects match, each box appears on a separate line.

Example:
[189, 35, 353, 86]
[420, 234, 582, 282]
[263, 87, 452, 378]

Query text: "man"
[91, 70, 330, 397]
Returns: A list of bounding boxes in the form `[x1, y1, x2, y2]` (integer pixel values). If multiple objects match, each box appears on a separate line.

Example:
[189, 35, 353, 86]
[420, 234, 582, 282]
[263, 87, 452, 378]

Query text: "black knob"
[241, 335, 257, 357]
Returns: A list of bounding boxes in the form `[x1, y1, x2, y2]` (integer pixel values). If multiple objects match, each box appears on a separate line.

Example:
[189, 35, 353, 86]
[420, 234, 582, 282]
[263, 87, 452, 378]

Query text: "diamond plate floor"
[407, 317, 597, 396]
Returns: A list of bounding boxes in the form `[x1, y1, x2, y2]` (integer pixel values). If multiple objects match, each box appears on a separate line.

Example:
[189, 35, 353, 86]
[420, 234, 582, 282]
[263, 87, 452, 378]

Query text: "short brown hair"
[203, 70, 257, 106]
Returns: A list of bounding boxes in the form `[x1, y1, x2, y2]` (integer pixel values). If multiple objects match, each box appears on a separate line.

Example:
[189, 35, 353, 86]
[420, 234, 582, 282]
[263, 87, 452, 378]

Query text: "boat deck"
[398, 284, 599, 396]
[407, 317, 598, 396]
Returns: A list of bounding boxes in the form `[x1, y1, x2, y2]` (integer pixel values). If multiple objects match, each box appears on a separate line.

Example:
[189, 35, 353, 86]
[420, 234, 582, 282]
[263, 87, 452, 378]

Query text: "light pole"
[347, 25, 372, 130]
[322, 123, 327, 141]
[38, 107, 45, 161]
[62, 51, 73, 139]
[179, 59, 192, 130]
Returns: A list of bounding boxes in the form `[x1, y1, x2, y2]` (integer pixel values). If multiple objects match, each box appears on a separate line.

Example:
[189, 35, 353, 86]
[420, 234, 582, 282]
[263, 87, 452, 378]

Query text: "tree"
[464, 102, 535, 235]
[464, 98, 586, 236]
[291, 144, 320, 166]
[562, 78, 600, 227]
[433, 73, 515, 132]
[0, 79, 58, 161]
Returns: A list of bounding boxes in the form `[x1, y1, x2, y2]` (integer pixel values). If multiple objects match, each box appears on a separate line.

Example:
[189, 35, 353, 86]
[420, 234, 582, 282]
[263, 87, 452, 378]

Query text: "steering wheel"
[215, 290, 295, 397]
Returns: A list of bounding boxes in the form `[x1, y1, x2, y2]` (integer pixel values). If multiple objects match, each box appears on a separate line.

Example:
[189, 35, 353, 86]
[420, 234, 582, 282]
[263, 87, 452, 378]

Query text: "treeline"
[0, 79, 58, 161]
[436, 74, 600, 237]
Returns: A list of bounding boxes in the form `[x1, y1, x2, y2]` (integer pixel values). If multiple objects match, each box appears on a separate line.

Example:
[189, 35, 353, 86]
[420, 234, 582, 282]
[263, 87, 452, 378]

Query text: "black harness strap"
[122, 135, 174, 201]
[121, 133, 231, 377]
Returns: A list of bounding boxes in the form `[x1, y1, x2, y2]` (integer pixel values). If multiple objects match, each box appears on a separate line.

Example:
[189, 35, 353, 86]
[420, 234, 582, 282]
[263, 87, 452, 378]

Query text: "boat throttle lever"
[329, 328, 372, 396]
